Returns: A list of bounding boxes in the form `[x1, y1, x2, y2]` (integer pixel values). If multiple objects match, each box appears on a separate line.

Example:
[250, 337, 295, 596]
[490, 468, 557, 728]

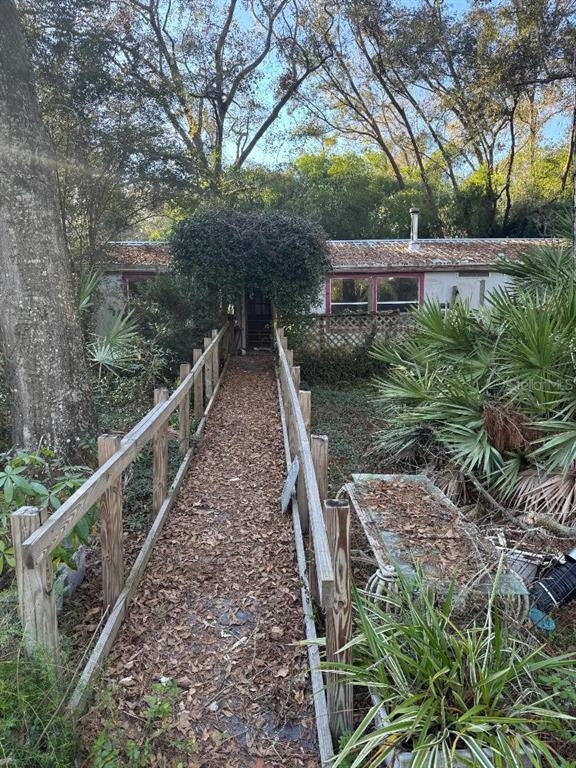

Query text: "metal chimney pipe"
[409, 207, 420, 251]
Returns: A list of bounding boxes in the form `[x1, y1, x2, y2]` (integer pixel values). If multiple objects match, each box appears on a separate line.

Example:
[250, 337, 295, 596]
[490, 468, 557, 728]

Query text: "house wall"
[316, 269, 513, 314]
[94, 273, 125, 334]
[423, 270, 513, 308]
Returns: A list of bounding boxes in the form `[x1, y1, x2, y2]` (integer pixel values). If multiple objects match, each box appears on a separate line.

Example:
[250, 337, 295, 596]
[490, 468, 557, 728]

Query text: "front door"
[246, 288, 272, 349]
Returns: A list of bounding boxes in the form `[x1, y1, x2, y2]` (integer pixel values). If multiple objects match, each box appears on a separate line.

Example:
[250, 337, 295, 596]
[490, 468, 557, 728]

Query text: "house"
[96, 209, 557, 343]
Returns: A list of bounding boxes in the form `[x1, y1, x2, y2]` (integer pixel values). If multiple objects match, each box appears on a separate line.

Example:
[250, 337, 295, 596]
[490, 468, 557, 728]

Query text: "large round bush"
[170, 209, 329, 322]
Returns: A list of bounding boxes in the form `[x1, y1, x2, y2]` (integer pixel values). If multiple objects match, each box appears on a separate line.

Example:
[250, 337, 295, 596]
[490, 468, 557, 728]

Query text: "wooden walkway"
[82, 355, 318, 767]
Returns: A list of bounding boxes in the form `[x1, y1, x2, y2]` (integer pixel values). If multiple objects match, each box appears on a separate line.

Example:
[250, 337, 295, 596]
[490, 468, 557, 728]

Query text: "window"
[330, 278, 370, 314]
[377, 276, 419, 312]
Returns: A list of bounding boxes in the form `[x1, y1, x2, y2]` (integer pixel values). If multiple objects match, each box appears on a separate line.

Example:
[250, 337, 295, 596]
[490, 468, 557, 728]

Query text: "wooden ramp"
[81, 355, 318, 767]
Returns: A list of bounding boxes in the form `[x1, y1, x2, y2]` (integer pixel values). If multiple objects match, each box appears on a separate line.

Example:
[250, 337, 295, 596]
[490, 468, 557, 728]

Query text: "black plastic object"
[530, 549, 576, 613]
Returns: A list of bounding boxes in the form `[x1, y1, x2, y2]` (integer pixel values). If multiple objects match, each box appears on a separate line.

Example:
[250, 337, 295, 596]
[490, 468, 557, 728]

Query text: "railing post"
[299, 390, 311, 439]
[324, 498, 353, 740]
[11, 507, 59, 654]
[203, 336, 213, 399]
[310, 434, 329, 605]
[179, 363, 191, 455]
[291, 365, 300, 392]
[193, 348, 203, 418]
[153, 388, 169, 514]
[286, 348, 294, 367]
[296, 390, 312, 534]
[98, 434, 124, 610]
[211, 329, 219, 386]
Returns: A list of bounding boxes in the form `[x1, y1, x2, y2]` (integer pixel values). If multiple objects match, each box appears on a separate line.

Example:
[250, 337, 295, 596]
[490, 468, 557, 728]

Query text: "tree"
[99, 0, 332, 196]
[19, 0, 174, 268]
[301, 0, 574, 236]
[0, 0, 95, 460]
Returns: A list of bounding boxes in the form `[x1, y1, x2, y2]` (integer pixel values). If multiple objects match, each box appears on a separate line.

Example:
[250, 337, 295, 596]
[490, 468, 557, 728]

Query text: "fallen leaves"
[81, 356, 318, 767]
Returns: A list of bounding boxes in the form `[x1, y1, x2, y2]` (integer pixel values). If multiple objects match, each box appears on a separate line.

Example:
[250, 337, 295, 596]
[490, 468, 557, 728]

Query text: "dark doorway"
[246, 288, 272, 349]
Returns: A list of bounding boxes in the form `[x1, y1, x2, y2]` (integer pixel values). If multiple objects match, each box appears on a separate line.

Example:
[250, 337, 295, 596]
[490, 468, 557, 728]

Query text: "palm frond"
[77, 268, 102, 315]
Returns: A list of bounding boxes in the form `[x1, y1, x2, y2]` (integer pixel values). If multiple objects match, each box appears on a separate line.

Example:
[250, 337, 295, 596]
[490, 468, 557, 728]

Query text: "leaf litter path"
[82, 355, 318, 767]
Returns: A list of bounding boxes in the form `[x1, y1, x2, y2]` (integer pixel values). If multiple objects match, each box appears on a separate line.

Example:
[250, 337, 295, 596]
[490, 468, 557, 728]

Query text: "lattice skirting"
[294, 312, 417, 352]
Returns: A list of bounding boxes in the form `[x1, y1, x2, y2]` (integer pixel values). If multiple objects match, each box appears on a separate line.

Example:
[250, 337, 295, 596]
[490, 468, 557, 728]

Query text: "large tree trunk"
[0, 0, 95, 460]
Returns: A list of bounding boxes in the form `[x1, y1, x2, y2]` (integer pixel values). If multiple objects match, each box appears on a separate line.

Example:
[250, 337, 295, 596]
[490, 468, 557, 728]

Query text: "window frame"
[326, 272, 423, 315]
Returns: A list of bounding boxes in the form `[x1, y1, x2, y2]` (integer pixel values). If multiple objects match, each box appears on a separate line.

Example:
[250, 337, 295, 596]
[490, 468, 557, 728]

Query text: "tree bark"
[0, 0, 95, 460]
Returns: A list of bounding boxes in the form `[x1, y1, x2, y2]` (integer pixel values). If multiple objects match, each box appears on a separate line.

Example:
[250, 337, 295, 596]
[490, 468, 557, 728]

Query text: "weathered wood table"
[346, 473, 528, 610]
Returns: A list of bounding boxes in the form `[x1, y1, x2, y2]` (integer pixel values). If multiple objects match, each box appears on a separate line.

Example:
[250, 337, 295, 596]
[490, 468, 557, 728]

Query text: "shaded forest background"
[19, 0, 575, 269]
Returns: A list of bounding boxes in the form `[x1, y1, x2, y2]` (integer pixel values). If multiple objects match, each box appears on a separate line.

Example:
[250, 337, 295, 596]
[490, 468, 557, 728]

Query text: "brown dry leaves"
[357, 478, 497, 585]
[81, 356, 318, 767]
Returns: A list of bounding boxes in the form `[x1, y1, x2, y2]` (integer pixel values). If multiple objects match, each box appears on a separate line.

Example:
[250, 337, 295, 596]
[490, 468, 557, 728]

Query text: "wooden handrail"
[22, 324, 228, 566]
[276, 328, 334, 606]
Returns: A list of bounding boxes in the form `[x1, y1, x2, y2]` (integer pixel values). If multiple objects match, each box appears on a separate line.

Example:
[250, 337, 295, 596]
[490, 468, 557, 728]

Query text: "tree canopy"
[18, 0, 575, 250]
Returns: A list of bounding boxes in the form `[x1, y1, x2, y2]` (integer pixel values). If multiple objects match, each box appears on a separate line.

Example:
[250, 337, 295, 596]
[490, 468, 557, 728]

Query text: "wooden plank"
[98, 435, 124, 610]
[195, 357, 230, 439]
[324, 499, 353, 739]
[275, 376, 334, 765]
[23, 324, 228, 564]
[297, 390, 311, 534]
[204, 336, 213, 399]
[67, 445, 195, 716]
[178, 363, 191, 455]
[280, 457, 300, 513]
[291, 365, 300, 391]
[299, 390, 311, 439]
[11, 507, 58, 654]
[193, 348, 204, 418]
[311, 435, 329, 504]
[211, 328, 219, 387]
[152, 388, 169, 515]
[275, 329, 334, 606]
[310, 435, 329, 606]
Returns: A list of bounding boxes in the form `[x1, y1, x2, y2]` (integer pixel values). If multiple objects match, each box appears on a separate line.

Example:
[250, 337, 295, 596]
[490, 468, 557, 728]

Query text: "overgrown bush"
[296, 344, 386, 385]
[0, 448, 92, 585]
[326, 572, 576, 767]
[130, 273, 222, 370]
[373, 243, 576, 523]
[171, 209, 329, 324]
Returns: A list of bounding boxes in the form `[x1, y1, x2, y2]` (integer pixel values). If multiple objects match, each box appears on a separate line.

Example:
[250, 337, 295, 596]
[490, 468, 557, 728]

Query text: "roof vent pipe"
[409, 207, 420, 252]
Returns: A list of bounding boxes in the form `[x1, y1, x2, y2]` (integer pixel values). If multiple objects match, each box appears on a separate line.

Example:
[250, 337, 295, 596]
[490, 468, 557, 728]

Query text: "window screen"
[377, 276, 419, 312]
[330, 278, 370, 314]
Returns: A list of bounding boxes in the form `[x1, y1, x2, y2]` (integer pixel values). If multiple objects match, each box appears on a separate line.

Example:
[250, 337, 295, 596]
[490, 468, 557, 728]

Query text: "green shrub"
[130, 273, 222, 370]
[171, 208, 329, 324]
[0, 601, 78, 767]
[296, 344, 386, 385]
[0, 449, 92, 583]
[325, 571, 576, 767]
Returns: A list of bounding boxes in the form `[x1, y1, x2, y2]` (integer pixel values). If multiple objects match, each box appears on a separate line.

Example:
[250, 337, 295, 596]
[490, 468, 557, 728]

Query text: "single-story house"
[96, 209, 557, 344]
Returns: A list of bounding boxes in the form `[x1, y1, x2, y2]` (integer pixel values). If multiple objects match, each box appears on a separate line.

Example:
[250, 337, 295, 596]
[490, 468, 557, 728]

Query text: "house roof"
[328, 237, 560, 272]
[102, 241, 172, 270]
[101, 237, 560, 273]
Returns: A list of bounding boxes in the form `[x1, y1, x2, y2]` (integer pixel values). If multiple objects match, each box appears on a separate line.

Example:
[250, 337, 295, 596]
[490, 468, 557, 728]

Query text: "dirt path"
[82, 355, 318, 768]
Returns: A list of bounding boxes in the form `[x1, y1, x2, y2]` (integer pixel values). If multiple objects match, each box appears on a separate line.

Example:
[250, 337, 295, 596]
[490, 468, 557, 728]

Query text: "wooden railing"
[277, 326, 357, 759]
[10, 321, 232, 712]
[276, 327, 334, 606]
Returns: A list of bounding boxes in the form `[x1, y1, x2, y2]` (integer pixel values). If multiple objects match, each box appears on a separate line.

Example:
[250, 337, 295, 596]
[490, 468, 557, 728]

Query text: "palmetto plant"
[87, 307, 140, 377]
[326, 575, 575, 768]
[77, 267, 102, 316]
[372, 244, 576, 522]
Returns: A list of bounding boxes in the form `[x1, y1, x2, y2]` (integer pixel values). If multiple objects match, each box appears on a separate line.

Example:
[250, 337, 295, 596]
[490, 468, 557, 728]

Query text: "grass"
[309, 380, 389, 494]
[0, 592, 79, 767]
